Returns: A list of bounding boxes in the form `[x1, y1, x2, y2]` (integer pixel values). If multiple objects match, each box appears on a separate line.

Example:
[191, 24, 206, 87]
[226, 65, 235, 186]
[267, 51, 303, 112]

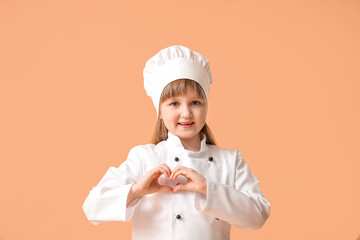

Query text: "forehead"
[159, 79, 207, 105]
[163, 87, 203, 100]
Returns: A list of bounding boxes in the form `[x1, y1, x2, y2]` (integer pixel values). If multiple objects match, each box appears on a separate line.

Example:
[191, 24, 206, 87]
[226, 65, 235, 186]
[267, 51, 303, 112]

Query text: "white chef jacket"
[82, 132, 270, 240]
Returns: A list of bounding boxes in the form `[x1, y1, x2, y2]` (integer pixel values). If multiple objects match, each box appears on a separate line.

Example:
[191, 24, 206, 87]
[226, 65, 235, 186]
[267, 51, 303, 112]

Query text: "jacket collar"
[166, 131, 207, 157]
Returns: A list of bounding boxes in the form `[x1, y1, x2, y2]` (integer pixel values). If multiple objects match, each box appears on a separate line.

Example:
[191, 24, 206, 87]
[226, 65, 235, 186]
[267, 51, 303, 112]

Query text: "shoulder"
[128, 143, 157, 157]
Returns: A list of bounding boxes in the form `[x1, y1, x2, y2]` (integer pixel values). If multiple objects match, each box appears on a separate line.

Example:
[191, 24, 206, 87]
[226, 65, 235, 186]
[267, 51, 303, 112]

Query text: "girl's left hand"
[170, 166, 207, 195]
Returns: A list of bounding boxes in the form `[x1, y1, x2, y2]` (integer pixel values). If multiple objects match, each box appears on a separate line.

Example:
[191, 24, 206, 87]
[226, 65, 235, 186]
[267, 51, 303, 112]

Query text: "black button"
[208, 157, 213, 162]
[174, 157, 179, 162]
[176, 214, 181, 219]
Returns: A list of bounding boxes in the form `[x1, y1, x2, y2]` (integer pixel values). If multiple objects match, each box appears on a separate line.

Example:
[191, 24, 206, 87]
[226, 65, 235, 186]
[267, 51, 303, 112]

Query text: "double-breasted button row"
[174, 156, 213, 162]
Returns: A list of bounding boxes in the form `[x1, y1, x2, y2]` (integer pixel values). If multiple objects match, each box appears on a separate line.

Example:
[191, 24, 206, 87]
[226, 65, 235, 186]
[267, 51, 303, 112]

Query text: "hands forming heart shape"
[129, 163, 207, 204]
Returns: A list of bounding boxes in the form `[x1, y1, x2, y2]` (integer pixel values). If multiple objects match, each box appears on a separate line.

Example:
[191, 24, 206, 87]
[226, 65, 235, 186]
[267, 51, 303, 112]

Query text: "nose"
[180, 105, 192, 118]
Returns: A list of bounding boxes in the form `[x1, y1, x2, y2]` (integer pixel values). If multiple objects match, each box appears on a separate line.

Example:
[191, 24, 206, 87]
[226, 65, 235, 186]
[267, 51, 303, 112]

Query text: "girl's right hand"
[131, 163, 173, 199]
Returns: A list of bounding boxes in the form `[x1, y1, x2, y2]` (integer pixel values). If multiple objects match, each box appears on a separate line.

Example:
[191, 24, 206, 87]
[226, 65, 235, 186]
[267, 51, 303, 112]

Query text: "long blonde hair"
[151, 79, 216, 145]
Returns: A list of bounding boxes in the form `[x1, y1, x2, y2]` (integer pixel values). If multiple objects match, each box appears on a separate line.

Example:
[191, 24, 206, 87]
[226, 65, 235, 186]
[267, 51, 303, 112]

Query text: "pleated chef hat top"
[143, 45, 213, 117]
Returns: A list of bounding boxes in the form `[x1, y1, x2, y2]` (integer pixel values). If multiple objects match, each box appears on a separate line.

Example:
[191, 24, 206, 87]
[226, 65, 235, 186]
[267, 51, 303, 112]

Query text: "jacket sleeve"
[194, 151, 270, 230]
[82, 147, 143, 225]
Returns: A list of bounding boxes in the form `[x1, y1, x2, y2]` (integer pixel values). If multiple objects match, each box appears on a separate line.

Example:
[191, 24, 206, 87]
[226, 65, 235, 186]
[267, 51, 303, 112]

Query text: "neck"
[179, 134, 202, 152]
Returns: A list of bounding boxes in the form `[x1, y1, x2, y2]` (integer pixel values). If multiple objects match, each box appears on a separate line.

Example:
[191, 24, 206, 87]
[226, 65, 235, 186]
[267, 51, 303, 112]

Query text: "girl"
[82, 45, 270, 240]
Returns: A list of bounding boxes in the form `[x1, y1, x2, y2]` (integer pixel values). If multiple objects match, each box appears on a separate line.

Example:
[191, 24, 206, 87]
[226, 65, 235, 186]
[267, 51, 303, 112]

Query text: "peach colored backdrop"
[1, 1, 359, 239]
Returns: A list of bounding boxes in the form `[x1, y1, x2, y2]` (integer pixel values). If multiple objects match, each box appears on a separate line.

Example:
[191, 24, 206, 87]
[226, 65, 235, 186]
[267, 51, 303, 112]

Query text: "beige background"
[1, 0, 359, 239]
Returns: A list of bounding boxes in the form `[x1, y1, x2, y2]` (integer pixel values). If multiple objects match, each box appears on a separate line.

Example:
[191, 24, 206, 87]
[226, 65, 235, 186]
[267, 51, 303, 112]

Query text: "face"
[159, 88, 208, 146]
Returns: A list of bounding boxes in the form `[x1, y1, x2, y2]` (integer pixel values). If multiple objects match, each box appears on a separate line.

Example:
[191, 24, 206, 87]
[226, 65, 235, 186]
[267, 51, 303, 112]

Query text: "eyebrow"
[165, 97, 203, 102]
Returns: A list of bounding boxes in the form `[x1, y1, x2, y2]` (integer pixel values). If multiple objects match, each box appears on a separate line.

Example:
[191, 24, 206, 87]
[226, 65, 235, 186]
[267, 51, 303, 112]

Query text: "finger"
[151, 164, 170, 178]
[170, 166, 183, 178]
[158, 168, 169, 178]
[158, 184, 174, 193]
[160, 163, 172, 174]
[149, 167, 167, 180]
[173, 183, 189, 193]
[170, 166, 187, 179]
[159, 165, 171, 177]
[172, 168, 193, 180]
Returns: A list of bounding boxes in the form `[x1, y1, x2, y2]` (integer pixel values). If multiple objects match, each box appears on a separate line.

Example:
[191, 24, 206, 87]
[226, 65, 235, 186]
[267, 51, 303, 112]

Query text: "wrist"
[200, 180, 207, 195]
[131, 183, 142, 198]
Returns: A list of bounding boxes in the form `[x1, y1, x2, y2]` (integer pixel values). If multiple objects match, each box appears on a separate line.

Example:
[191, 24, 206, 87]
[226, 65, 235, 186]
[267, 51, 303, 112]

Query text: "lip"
[178, 122, 194, 128]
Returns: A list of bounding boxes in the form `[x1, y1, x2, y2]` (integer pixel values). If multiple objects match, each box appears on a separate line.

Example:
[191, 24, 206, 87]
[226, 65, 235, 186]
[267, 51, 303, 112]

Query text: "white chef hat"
[143, 45, 213, 117]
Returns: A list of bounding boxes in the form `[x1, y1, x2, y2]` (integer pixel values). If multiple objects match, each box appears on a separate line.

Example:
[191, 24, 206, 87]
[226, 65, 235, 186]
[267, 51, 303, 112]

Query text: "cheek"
[196, 107, 207, 119]
[163, 114, 177, 126]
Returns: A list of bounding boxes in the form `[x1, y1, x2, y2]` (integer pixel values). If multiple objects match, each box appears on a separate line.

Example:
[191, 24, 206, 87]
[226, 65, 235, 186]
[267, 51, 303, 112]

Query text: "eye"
[191, 100, 201, 105]
[170, 102, 179, 107]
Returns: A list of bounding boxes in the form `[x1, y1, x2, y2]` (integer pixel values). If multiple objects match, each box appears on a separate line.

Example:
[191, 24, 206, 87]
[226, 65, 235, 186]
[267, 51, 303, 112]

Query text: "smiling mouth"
[178, 122, 194, 126]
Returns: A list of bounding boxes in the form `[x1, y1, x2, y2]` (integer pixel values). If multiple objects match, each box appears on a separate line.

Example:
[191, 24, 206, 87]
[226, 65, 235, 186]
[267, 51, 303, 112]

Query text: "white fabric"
[82, 132, 270, 240]
[143, 45, 212, 116]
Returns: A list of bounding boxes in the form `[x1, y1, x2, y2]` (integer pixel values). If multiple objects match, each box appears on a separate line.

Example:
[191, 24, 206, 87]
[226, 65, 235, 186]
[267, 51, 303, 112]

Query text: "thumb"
[173, 183, 187, 193]
[158, 185, 173, 193]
